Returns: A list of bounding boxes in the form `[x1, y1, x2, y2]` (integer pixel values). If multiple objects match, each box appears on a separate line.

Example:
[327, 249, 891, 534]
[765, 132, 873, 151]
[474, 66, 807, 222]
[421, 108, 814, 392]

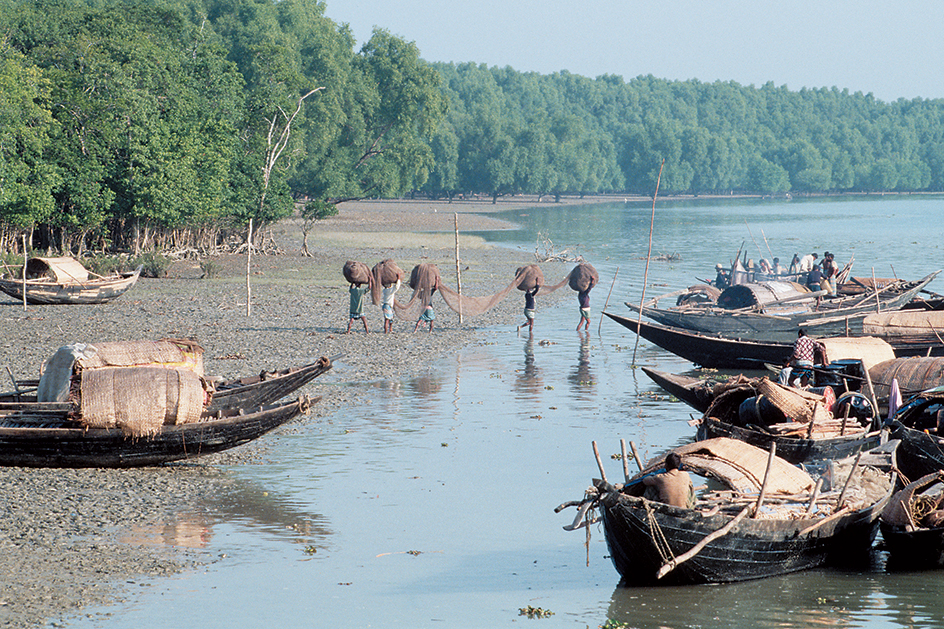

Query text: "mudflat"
[0, 197, 577, 628]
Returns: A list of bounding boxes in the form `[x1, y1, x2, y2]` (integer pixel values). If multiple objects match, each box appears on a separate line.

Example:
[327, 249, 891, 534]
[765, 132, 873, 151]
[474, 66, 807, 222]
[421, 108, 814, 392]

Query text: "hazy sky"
[323, 1, 944, 103]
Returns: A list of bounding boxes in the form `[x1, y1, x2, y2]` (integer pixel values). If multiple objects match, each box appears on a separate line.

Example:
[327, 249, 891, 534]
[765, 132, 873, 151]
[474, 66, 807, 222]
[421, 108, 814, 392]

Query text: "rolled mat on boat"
[78, 366, 208, 437]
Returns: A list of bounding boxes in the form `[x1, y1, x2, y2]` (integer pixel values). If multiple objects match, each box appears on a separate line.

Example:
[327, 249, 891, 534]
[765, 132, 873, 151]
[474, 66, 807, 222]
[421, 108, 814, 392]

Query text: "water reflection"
[604, 561, 944, 629]
[568, 330, 595, 400]
[119, 480, 332, 553]
[514, 335, 544, 400]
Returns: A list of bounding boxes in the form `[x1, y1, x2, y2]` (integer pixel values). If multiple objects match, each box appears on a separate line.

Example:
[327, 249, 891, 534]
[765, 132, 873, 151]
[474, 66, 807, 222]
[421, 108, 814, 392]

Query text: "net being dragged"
[433, 262, 598, 318]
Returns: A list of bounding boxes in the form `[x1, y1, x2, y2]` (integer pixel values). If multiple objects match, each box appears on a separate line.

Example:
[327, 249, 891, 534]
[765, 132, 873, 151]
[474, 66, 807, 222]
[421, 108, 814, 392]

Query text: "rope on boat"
[644, 498, 677, 566]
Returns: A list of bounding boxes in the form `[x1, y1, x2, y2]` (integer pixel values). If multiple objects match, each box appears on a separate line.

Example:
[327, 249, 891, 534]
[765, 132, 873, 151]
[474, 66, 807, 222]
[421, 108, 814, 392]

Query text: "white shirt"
[382, 279, 400, 307]
[798, 254, 816, 272]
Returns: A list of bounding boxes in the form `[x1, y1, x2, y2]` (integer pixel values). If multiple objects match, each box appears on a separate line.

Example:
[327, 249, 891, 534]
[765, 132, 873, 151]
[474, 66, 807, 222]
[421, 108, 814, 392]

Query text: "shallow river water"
[73, 196, 944, 629]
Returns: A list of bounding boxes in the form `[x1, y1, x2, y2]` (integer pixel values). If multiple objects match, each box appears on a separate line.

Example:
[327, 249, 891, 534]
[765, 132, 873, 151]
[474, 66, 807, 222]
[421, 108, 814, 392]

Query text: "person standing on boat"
[642, 453, 695, 508]
[517, 286, 538, 334]
[346, 283, 370, 334]
[714, 264, 729, 289]
[789, 253, 801, 274]
[798, 252, 818, 273]
[821, 252, 838, 297]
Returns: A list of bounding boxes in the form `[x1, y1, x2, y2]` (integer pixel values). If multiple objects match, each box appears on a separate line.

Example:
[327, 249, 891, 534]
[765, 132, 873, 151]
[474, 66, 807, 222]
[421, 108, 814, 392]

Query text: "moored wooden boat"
[606, 311, 943, 368]
[0, 257, 142, 305]
[1, 357, 333, 411]
[0, 395, 314, 468]
[559, 437, 897, 585]
[880, 471, 944, 569]
[625, 272, 940, 343]
[887, 386, 944, 481]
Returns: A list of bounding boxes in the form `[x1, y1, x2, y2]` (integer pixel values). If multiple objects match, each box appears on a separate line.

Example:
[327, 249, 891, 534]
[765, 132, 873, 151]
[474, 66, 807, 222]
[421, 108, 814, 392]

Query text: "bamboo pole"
[246, 218, 253, 317]
[620, 438, 630, 483]
[656, 505, 752, 579]
[836, 451, 864, 509]
[455, 213, 463, 325]
[598, 266, 619, 335]
[632, 159, 665, 366]
[805, 478, 824, 515]
[753, 441, 777, 517]
[592, 441, 608, 484]
[872, 267, 881, 313]
[629, 440, 644, 472]
[21, 234, 27, 312]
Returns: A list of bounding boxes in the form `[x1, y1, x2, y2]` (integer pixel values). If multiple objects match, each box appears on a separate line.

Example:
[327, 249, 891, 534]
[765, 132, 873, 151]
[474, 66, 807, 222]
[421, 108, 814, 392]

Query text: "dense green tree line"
[0, 0, 444, 253]
[3, 0, 944, 254]
[422, 64, 944, 200]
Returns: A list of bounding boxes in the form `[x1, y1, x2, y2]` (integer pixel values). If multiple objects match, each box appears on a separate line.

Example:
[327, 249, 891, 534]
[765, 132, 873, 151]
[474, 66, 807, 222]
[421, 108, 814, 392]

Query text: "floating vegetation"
[518, 605, 554, 619]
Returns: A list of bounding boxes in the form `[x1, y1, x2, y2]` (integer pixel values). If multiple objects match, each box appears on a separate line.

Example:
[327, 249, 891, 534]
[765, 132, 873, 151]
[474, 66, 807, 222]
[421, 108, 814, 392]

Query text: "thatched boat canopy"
[25, 257, 89, 283]
[716, 281, 811, 310]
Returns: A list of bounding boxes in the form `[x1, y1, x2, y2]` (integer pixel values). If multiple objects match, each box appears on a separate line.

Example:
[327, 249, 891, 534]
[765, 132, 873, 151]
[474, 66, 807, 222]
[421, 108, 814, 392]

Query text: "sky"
[322, 1, 944, 103]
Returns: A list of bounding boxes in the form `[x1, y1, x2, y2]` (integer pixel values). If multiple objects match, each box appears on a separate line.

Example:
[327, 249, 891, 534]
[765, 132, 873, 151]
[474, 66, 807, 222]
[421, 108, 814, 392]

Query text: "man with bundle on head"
[570, 263, 598, 332]
[343, 261, 371, 334]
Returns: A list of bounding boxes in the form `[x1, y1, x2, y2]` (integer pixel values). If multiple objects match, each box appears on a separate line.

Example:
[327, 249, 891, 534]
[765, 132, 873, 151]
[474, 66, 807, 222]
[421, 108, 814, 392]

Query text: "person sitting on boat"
[798, 252, 818, 273]
[642, 452, 695, 509]
[772, 257, 784, 275]
[714, 264, 729, 289]
[759, 258, 772, 274]
[786, 329, 827, 384]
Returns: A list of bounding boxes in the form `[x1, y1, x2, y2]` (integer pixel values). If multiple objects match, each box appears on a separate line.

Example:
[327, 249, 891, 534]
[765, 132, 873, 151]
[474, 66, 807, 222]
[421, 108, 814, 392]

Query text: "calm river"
[74, 196, 944, 629]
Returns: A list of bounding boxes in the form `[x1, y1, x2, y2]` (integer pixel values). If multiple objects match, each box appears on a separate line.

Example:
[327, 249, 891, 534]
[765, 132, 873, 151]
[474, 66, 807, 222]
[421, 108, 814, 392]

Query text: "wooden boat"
[208, 357, 333, 410]
[879, 471, 944, 569]
[606, 312, 791, 369]
[0, 396, 314, 468]
[0, 257, 142, 305]
[624, 272, 940, 343]
[686, 370, 881, 464]
[1, 357, 333, 411]
[887, 386, 944, 481]
[559, 437, 897, 585]
[607, 310, 928, 368]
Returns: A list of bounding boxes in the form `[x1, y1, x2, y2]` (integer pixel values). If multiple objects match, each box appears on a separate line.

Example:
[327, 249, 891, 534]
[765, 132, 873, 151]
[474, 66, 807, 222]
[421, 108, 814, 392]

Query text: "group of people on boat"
[713, 250, 841, 297]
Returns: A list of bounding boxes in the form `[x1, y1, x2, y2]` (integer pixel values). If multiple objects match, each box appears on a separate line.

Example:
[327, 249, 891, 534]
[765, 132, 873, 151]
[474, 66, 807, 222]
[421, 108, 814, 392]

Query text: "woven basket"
[756, 378, 833, 424]
[78, 367, 207, 437]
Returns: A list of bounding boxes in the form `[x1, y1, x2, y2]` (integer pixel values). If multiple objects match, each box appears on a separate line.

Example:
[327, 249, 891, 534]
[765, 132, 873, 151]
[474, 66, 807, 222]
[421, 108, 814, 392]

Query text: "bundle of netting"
[568, 263, 599, 291]
[438, 264, 542, 317]
[394, 263, 442, 320]
[342, 260, 372, 287]
[371, 259, 405, 305]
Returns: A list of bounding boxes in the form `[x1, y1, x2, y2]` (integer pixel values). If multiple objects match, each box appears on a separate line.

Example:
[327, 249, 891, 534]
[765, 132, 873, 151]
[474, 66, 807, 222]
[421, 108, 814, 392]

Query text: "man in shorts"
[414, 304, 435, 332]
[576, 280, 595, 331]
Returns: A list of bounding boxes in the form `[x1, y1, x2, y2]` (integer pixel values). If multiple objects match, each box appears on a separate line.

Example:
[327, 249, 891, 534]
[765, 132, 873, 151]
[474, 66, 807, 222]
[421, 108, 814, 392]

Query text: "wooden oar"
[656, 505, 752, 579]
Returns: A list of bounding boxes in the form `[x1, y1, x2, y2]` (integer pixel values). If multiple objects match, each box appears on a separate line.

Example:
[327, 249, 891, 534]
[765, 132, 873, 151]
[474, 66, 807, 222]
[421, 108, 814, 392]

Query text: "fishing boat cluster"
[558, 262, 944, 584]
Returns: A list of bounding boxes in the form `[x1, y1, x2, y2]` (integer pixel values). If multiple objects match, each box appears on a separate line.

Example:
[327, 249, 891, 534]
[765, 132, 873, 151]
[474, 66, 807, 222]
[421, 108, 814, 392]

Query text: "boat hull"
[600, 493, 884, 585]
[0, 397, 311, 468]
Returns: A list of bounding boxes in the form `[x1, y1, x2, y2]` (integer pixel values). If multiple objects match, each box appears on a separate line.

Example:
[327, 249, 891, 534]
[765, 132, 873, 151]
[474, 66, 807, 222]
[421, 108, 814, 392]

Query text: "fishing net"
[568, 263, 599, 292]
[77, 366, 208, 437]
[392, 264, 442, 320]
[371, 259, 405, 305]
[438, 264, 540, 317]
[342, 260, 372, 286]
